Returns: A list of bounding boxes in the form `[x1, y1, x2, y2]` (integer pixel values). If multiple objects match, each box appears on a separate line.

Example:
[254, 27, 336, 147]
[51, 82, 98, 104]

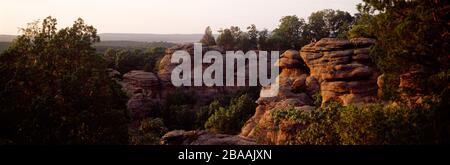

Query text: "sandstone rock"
[240, 50, 315, 144]
[398, 68, 429, 105]
[107, 68, 121, 80]
[122, 70, 160, 97]
[121, 70, 162, 128]
[241, 38, 379, 144]
[157, 43, 251, 106]
[161, 130, 256, 145]
[305, 76, 320, 96]
[350, 38, 376, 47]
[377, 74, 385, 97]
[277, 50, 301, 68]
[300, 38, 378, 105]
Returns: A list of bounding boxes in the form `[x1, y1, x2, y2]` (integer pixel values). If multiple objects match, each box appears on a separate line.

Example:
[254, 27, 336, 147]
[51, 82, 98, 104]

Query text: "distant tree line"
[102, 47, 166, 74]
[201, 9, 354, 51]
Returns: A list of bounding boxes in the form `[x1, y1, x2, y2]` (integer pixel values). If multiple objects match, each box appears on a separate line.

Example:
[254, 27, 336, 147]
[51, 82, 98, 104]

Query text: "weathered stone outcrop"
[161, 130, 256, 145]
[240, 50, 316, 144]
[121, 70, 162, 127]
[241, 38, 379, 144]
[122, 70, 161, 98]
[300, 38, 378, 105]
[157, 43, 246, 105]
[124, 44, 258, 142]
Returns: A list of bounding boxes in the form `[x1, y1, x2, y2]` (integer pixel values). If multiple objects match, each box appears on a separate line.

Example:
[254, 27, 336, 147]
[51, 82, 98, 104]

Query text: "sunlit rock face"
[240, 50, 316, 144]
[300, 38, 378, 106]
[241, 38, 379, 144]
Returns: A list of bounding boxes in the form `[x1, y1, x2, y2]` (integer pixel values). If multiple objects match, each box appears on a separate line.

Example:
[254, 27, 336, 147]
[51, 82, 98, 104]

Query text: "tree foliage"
[200, 26, 216, 46]
[271, 15, 307, 50]
[0, 17, 129, 144]
[351, 0, 450, 98]
[102, 46, 166, 74]
[305, 9, 354, 39]
[205, 94, 257, 134]
[270, 100, 450, 145]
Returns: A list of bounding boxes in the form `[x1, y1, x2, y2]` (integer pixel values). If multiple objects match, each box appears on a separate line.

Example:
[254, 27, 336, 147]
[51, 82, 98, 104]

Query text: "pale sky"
[0, 0, 362, 35]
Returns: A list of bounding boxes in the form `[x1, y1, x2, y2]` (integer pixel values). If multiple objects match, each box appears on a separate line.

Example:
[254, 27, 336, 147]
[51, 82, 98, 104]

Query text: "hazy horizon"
[0, 0, 361, 35]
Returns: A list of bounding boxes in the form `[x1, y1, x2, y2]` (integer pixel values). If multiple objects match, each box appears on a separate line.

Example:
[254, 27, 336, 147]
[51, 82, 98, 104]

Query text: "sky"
[0, 0, 362, 35]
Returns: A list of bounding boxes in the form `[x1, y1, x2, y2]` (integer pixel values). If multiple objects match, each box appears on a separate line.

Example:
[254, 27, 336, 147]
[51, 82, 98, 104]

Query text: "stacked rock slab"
[240, 38, 379, 144]
[161, 130, 256, 145]
[157, 44, 246, 105]
[122, 70, 162, 128]
[240, 50, 316, 144]
[300, 38, 378, 105]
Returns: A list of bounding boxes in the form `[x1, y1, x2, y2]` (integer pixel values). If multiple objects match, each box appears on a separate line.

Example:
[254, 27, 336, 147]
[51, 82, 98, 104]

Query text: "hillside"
[0, 42, 10, 52]
[0, 35, 16, 42]
[99, 33, 218, 43]
[0, 33, 218, 43]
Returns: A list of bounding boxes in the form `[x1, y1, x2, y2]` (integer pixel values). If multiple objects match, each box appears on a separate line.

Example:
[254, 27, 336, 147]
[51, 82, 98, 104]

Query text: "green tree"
[236, 32, 252, 52]
[217, 28, 235, 50]
[200, 26, 216, 46]
[347, 3, 376, 38]
[271, 15, 307, 50]
[361, 0, 449, 98]
[247, 24, 258, 50]
[130, 118, 168, 145]
[205, 94, 256, 134]
[257, 29, 269, 50]
[305, 9, 354, 40]
[0, 17, 129, 144]
[103, 48, 118, 68]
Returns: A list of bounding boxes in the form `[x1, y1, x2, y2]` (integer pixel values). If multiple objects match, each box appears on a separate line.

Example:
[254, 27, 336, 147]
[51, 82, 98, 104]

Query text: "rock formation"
[241, 38, 379, 144]
[161, 130, 256, 145]
[300, 38, 378, 105]
[120, 38, 380, 145]
[240, 50, 316, 144]
[121, 70, 162, 127]
[157, 43, 246, 105]
[121, 44, 256, 137]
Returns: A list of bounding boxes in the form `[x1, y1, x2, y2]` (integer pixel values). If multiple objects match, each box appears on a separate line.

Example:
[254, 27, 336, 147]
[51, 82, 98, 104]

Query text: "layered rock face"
[240, 50, 316, 144]
[241, 38, 379, 144]
[300, 38, 378, 105]
[161, 130, 256, 145]
[157, 43, 247, 105]
[122, 43, 256, 131]
[121, 70, 161, 127]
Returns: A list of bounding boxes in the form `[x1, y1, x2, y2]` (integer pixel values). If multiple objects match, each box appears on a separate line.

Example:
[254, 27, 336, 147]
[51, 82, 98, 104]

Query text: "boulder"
[300, 38, 378, 105]
[122, 70, 160, 97]
[121, 70, 161, 128]
[161, 130, 256, 145]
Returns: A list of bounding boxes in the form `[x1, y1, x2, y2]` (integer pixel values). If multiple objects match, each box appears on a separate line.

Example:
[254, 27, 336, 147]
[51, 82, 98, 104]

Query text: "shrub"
[271, 100, 449, 144]
[0, 17, 130, 144]
[205, 94, 257, 134]
[161, 89, 197, 130]
[130, 118, 168, 145]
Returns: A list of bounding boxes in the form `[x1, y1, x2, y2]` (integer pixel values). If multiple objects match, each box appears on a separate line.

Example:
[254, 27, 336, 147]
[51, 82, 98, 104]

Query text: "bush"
[0, 17, 130, 144]
[159, 89, 198, 130]
[130, 118, 168, 145]
[102, 47, 166, 74]
[195, 87, 260, 130]
[271, 100, 450, 144]
[205, 94, 257, 134]
[350, 1, 450, 98]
